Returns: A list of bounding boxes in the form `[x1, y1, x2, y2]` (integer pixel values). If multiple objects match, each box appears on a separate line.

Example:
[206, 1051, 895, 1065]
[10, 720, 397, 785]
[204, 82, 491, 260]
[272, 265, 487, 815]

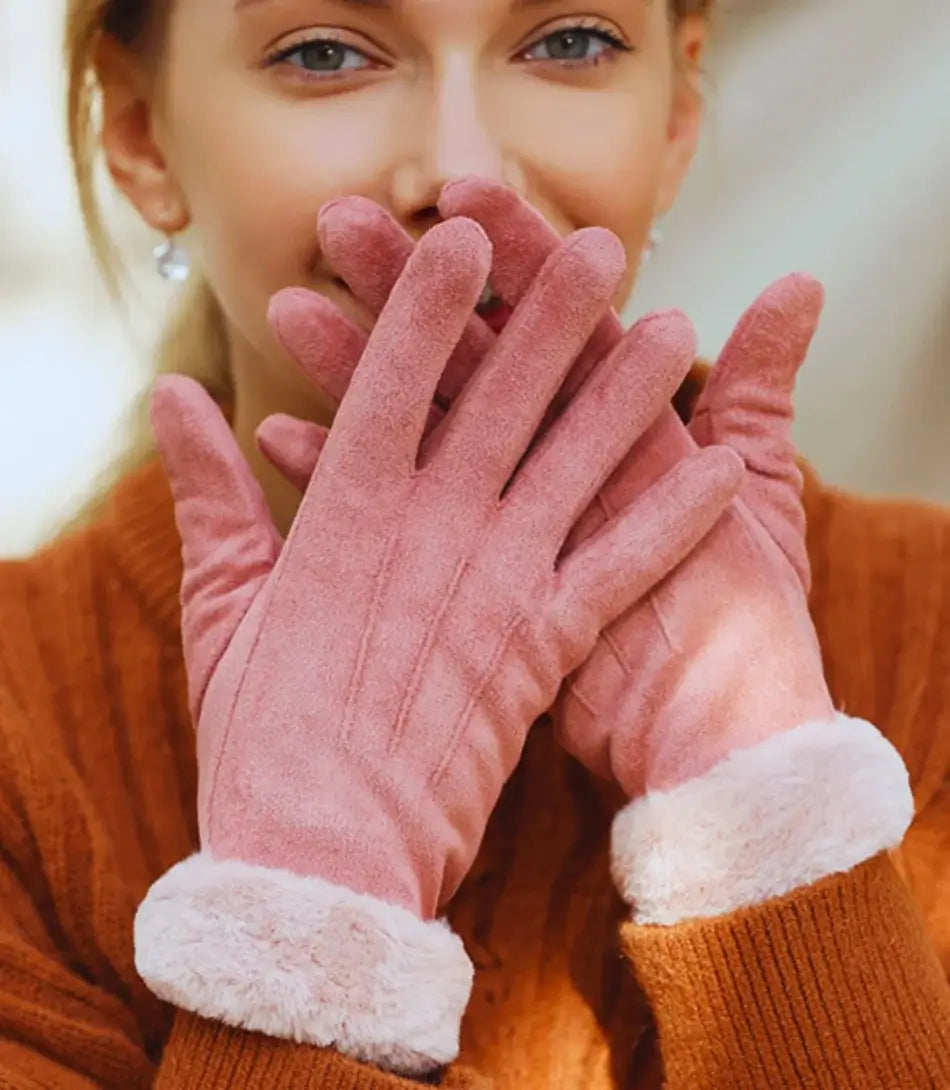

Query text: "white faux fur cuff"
[133, 853, 473, 1076]
[611, 714, 913, 925]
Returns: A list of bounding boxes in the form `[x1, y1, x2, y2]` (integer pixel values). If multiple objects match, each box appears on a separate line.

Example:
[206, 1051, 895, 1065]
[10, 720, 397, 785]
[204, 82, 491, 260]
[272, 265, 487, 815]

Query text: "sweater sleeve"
[0, 679, 483, 1090]
[620, 851, 950, 1089]
[155, 1012, 491, 1089]
[611, 477, 950, 1088]
[0, 681, 153, 1089]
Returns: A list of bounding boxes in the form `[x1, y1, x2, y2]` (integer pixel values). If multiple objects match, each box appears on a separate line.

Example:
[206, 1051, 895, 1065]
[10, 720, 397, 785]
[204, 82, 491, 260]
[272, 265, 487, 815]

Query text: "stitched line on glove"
[204, 580, 277, 843]
[564, 678, 599, 716]
[388, 556, 470, 757]
[430, 611, 525, 787]
[339, 526, 402, 750]
[601, 628, 633, 675]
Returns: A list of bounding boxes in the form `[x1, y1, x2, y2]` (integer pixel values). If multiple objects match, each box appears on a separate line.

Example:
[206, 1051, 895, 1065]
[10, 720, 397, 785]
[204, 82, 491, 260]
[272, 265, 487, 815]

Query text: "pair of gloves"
[135, 178, 912, 1077]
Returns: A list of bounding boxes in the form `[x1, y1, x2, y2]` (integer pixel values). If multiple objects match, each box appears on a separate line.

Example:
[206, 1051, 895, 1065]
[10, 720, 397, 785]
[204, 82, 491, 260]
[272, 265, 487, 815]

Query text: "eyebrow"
[233, 0, 640, 11]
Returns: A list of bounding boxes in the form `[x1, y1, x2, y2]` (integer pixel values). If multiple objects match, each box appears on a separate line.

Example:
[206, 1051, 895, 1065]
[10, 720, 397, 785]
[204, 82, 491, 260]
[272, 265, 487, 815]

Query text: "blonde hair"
[61, 0, 715, 532]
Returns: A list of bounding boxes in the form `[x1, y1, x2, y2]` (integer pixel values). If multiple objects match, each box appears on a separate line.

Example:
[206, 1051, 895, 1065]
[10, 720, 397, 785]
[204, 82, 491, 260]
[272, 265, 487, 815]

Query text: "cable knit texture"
[1, 369, 950, 1088]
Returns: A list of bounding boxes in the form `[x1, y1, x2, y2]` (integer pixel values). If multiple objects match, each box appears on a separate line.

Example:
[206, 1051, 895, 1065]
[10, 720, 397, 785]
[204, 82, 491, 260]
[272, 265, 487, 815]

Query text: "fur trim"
[611, 714, 913, 925]
[134, 853, 473, 1076]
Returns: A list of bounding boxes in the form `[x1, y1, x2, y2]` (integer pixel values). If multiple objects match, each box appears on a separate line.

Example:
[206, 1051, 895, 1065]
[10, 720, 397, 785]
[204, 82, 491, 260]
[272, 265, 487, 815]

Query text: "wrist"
[135, 851, 473, 1077]
[226, 831, 430, 918]
[610, 713, 913, 924]
[203, 771, 438, 917]
[630, 687, 838, 796]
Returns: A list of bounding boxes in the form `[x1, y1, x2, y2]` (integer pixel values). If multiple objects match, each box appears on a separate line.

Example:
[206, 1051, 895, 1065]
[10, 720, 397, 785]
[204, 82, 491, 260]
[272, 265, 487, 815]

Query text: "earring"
[154, 234, 190, 281]
[640, 225, 664, 268]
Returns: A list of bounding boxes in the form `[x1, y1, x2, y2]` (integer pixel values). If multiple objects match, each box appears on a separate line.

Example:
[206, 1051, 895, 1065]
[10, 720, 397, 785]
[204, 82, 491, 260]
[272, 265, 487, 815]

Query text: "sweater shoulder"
[0, 508, 181, 762]
[0, 490, 194, 900]
[0, 521, 145, 694]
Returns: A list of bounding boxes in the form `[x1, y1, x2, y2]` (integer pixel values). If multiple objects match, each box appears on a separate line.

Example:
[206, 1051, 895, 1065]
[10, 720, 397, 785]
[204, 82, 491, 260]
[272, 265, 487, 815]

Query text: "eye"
[522, 26, 629, 66]
[266, 36, 376, 77]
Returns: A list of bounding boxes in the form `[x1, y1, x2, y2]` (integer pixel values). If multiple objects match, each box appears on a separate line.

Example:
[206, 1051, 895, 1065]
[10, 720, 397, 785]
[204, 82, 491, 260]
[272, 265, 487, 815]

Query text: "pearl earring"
[153, 208, 190, 281]
[640, 225, 664, 268]
[153, 234, 190, 281]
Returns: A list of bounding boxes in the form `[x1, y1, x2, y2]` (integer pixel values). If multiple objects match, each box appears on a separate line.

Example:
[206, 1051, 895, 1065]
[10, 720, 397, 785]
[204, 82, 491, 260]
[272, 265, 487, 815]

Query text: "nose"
[387, 60, 527, 230]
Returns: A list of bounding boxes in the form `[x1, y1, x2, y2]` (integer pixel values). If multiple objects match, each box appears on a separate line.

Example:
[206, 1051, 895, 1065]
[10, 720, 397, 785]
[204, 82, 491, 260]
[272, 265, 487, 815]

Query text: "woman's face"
[104, 0, 706, 400]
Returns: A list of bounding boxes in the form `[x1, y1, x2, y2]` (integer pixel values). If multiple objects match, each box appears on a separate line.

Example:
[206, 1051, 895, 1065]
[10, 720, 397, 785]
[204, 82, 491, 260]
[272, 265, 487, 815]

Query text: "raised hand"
[259, 180, 910, 934]
[136, 216, 741, 1074]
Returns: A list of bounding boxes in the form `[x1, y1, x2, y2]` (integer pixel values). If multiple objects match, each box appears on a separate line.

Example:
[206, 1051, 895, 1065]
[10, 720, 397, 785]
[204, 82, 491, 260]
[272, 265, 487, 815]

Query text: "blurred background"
[1, 0, 948, 557]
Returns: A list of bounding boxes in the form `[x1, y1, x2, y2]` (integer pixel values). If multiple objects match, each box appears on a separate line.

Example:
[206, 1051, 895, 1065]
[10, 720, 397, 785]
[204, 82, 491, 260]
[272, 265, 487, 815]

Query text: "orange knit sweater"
[2, 381, 950, 1088]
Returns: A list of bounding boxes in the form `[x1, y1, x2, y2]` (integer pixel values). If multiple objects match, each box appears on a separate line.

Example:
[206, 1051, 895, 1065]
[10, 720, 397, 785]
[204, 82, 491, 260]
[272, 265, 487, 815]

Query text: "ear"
[95, 34, 190, 234]
[654, 15, 709, 217]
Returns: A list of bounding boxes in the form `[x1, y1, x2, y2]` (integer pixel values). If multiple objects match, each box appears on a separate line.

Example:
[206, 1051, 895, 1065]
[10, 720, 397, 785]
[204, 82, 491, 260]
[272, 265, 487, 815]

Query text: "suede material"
[557, 274, 835, 798]
[436, 182, 839, 798]
[260, 181, 918, 932]
[149, 215, 740, 935]
[265, 180, 838, 802]
[3, 409, 950, 1087]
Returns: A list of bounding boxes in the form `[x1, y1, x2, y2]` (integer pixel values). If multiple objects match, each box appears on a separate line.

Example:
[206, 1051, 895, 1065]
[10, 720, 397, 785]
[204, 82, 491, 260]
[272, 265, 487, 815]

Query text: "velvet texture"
[3, 394, 950, 1088]
[267, 179, 912, 926]
[140, 215, 741, 1073]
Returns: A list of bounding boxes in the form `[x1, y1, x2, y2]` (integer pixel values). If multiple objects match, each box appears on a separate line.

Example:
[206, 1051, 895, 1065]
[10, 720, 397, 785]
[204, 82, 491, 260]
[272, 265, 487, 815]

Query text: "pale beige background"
[1, 0, 948, 558]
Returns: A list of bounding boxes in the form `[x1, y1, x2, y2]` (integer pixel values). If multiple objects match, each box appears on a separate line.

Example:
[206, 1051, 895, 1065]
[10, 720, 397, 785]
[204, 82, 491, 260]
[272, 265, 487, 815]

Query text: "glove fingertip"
[704, 443, 746, 489]
[149, 374, 215, 454]
[267, 287, 333, 343]
[634, 307, 697, 361]
[316, 193, 382, 237]
[780, 271, 826, 309]
[567, 226, 627, 290]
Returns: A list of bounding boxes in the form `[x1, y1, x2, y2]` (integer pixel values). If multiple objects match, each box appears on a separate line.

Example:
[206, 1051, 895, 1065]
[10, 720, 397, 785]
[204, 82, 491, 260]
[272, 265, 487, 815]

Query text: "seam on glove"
[134, 852, 473, 1076]
[610, 714, 913, 925]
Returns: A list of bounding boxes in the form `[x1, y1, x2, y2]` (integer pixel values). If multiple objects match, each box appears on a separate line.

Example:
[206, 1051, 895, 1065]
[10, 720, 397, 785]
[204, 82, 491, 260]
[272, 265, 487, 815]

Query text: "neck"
[228, 328, 336, 539]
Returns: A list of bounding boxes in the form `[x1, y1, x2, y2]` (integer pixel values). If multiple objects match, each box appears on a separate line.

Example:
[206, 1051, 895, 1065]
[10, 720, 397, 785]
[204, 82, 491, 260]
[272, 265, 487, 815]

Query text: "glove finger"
[421, 227, 624, 494]
[302, 216, 491, 497]
[688, 273, 824, 587]
[317, 195, 495, 410]
[268, 288, 368, 406]
[553, 446, 744, 642]
[439, 177, 626, 415]
[504, 309, 697, 552]
[149, 374, 281, 712]
[268, 287, 447, 445]
[256, 414, 329, 493]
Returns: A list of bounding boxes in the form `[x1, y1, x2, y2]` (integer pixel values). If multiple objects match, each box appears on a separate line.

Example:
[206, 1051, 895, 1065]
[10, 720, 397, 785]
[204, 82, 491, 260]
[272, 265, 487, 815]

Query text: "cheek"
[498, 78, 668, 303]
[167, 79, 399, 353]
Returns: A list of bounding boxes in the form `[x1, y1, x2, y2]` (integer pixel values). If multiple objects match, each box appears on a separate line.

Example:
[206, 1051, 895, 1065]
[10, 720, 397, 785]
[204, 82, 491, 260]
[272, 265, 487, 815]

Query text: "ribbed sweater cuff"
[156, 1011, 490, 1089]
[621, 852, 950, 1090]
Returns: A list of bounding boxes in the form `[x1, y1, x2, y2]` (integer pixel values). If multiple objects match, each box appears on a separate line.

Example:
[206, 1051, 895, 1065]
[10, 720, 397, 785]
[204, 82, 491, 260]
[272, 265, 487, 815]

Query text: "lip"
[326, 277, 375, 333]
[479, 301, 513, 335]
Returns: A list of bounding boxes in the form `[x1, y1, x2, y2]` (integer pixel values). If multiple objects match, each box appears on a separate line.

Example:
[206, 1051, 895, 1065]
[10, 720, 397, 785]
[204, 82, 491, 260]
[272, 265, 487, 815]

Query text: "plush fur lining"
[134, 853, 473, 1076]
[611, 715, 913, 925]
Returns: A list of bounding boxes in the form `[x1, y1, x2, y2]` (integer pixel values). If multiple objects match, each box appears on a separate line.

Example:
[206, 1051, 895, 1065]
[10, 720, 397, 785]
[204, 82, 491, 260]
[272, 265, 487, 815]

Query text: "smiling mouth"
[476, 281, 499, 311]
[476, 281, 513, 334]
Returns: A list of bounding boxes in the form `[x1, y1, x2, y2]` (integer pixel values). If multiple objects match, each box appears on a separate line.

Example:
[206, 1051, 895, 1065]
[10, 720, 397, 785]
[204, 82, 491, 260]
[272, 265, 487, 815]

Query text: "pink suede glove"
[553, 278, 911, 927]
[436, 184, 910, 926]
[134, 216, 742, 1074]
[264, 179, 912, 932]
[261, 191, 824, 781]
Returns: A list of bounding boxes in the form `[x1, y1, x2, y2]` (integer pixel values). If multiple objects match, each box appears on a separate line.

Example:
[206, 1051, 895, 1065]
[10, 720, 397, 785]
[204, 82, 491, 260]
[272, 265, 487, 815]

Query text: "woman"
[1, 1, 948, 1087]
